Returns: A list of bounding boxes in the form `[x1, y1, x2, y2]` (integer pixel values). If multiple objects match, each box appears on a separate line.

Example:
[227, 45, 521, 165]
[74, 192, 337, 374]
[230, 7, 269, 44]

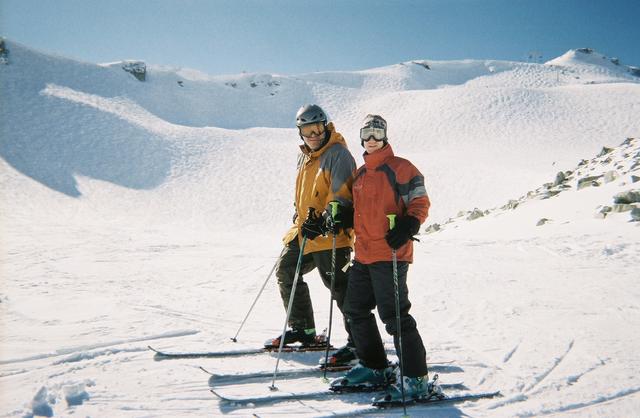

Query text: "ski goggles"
[299, 122, 326, 137]
[360, 127, 386, 141]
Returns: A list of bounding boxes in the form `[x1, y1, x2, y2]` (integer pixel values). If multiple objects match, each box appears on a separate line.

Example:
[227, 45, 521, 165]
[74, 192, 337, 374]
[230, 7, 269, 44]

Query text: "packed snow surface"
[1, 40, 639, 417]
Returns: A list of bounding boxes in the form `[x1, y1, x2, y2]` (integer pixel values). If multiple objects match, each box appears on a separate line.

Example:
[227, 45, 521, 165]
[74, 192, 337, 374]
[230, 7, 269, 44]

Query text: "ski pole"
[322, 201, 340, 382]
[231, 246, 287, 343]
[387, 214, 407, 415]
[269, 236, 307, 391]
[270, 208, 313, 391]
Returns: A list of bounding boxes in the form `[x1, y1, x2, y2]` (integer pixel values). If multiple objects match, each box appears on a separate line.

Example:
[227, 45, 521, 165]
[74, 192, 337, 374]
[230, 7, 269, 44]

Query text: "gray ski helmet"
[362, 114, 387, 131]
[296, 104, 327, 127]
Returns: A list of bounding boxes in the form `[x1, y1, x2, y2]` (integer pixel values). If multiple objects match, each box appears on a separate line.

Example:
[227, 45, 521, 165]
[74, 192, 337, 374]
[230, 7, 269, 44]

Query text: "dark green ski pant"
[276, 238, 353, 343]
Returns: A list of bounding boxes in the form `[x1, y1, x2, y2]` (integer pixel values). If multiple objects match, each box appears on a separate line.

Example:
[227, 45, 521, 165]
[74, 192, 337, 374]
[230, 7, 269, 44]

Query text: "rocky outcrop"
[577, 175, 603, 190]
[613, 189, 640, 204]
[424, 223, 441, 234]
[0, 38, 8, 65]
[122, 61, 146, 81]
[466, 208, 485, 221]
[426, 137, 640, 233]
[412, 61, 431, 70]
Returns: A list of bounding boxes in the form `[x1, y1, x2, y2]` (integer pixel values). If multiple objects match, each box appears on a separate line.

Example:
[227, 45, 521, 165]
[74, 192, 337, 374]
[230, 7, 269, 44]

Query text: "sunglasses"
[360, 127, 386, 141]
[299, 122, 326, 137]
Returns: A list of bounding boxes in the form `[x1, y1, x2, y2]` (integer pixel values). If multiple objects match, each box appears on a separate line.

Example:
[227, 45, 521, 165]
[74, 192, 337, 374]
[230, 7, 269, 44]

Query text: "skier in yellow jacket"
[266, 104, 358, 367]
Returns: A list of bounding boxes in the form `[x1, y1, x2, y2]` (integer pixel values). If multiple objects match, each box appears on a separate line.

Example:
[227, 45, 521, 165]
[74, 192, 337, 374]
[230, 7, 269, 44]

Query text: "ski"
[316, 391, 501, 416]
[148, 344, 333, 360]
[373, 390, 500, 407]
[211, 382, 468, 405]
[204, 361, 460, 386]
[202, 364, 352, 386]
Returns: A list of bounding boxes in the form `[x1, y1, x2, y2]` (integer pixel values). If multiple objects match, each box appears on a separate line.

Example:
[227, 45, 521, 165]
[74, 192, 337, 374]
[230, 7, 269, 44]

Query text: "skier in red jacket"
[330, 114, 431, 402]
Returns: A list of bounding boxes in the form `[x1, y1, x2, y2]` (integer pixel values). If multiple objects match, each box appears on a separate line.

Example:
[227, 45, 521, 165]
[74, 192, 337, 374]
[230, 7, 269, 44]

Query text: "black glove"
[385, 216, 420, 249]
[301, 210, 327, 240]
[324, 204, 354, 234]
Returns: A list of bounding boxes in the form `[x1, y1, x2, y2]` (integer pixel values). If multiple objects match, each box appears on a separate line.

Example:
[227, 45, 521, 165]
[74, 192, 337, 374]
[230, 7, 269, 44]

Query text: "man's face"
[300, 122, 326, 151]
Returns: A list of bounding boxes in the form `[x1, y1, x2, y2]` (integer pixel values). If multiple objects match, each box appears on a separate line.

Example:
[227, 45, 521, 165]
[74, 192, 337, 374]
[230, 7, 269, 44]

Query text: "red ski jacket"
[352, 144, 430, 264]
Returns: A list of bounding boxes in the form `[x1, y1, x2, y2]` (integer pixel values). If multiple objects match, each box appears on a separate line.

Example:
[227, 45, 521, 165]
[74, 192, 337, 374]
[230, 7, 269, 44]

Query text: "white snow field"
[1, 39, 639, 417]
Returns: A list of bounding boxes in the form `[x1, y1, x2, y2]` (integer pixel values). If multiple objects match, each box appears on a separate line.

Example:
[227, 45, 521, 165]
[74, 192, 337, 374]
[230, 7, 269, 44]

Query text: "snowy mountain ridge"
[2, 38, 639, 228]
[546, 47, 640, 79]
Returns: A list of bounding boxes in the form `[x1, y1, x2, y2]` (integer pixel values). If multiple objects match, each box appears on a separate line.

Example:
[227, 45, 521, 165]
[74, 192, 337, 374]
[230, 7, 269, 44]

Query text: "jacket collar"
[299, 123, 346, 157]
[363, 143, 394, 169]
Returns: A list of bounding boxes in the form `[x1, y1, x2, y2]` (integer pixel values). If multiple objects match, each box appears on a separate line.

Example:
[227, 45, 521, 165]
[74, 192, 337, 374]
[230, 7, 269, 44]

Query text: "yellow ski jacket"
[283, 123, 356, 254]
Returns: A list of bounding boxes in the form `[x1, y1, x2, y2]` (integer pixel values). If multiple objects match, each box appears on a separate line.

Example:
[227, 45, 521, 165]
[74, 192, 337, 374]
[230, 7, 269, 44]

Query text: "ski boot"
[373, 372, 444, 404]
[329, 362, 394, 392]
[319, 343, 358, 370]
[264, 328, 327, 349]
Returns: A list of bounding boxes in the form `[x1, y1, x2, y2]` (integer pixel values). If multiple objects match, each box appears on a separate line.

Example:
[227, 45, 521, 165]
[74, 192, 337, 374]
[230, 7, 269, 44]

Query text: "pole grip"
[386, 214, 397, 230]
[329, 201, 339, 223]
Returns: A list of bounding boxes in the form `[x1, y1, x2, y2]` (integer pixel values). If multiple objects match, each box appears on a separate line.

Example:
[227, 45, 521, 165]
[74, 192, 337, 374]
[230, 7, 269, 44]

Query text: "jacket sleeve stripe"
[397, 176, 427, 206]
[406, 175, 428, 203]
[377, 165, 428, 206]
[320, 145, 357, 195]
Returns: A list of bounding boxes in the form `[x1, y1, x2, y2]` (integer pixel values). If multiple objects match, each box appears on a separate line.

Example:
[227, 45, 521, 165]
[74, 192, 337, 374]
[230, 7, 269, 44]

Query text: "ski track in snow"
[0, 330, 199, 365]
[523, 340, 575, 393]
[517, 385, 640, 417]
[528, 358, 607, 397]
[503, 342, 521, 364]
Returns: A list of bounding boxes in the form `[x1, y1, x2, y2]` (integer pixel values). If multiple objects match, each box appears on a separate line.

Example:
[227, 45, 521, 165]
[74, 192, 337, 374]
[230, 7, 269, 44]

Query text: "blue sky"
[2, 0, 639, 75]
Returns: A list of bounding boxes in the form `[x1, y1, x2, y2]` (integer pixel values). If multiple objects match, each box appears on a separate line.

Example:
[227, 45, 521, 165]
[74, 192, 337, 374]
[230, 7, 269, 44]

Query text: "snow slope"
[1, 39, 639, 417]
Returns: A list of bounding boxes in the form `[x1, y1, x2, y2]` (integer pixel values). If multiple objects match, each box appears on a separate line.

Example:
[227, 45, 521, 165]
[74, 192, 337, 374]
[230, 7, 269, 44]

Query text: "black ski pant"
[276, 238, 353, 343]
[344, 260, 427, 377]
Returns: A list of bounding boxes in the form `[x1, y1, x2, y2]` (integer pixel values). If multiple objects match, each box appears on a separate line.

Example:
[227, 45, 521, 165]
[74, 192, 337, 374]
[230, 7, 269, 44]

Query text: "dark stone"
[0, 37, 8, 64]
[554, 171, 566, 186]
[502, 200, 519, 210]
[425, 223, 441, 234]
[597, 147, 614, 157]
[467, 208, 484, 221]
[577, 175, 603, 190]
[122, 61, 146, 81]
[613, 190, 640, 204]
[412, 61, 431, 70]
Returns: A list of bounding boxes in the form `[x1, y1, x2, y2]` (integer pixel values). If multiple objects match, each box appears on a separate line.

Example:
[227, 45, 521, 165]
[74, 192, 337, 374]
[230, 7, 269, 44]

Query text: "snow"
[1, 38, 639, 417]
